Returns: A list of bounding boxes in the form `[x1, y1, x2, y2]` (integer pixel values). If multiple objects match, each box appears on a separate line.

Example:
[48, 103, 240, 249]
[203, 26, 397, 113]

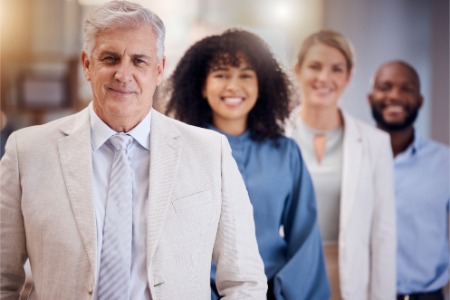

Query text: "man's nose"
[114, 62, 134, 83]
[387, 87, 402, 101]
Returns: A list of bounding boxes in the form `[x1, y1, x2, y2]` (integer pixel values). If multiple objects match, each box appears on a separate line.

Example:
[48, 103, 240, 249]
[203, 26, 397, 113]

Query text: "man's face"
[368, 63, 423, 131]
[81, 25, 165, 124]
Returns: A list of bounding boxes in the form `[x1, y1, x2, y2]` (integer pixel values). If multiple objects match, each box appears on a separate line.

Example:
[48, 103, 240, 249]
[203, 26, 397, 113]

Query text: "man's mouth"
[108, 87, 135, 95]
[384, 105, 406, 114]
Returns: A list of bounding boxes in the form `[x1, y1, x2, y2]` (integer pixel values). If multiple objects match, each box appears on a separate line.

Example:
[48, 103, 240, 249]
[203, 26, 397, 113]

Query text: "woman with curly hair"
[166, 29, 330, 300]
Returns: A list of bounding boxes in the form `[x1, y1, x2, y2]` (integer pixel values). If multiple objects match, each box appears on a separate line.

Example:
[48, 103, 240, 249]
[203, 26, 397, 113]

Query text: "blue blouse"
[210, 128, 330, 300]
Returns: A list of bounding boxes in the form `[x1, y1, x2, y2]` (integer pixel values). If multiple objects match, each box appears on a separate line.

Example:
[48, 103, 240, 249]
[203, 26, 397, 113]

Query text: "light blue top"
[395, 132, 449, 294]
[210, 128, 330, 300]
[89, 103, 152, 300]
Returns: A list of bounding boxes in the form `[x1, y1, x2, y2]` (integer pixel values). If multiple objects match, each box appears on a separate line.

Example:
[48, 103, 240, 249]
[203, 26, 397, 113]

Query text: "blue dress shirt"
[209, 128, 330, 300]
[90, 103, 152, 300]
[395, 132, 449, 294]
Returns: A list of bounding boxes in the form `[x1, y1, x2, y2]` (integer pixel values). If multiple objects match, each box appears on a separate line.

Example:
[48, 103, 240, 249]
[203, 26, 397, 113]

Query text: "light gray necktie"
[98, 133, 133, 300]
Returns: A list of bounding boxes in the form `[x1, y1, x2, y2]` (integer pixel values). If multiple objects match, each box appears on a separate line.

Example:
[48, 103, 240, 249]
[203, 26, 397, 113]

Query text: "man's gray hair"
[84, 0, 165, 62]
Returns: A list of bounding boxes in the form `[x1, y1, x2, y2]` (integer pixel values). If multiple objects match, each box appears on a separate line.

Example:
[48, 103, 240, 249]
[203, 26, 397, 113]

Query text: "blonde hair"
[297, 29, 355, 72]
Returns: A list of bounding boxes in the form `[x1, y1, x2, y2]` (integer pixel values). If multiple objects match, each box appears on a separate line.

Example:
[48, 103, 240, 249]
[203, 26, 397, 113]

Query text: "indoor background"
[1, 0, 449, 153]
[0, 0, 449, 298]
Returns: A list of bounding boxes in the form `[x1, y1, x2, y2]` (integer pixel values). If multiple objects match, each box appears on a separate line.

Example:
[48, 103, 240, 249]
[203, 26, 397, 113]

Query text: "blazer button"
[88, 285, 93, 294]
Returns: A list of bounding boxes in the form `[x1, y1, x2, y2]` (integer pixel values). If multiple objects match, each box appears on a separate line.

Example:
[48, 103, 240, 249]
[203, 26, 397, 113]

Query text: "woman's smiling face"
[203, 57, 258, 127]
[295, 43, 351, 109]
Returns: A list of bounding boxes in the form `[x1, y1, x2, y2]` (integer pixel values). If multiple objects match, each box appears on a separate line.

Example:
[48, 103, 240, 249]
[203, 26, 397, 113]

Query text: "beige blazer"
[288, 109, 397, 300]
[0, 107, 267, 300]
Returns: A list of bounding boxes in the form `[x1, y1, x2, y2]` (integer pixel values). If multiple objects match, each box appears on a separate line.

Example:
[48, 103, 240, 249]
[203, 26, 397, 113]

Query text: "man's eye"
[135, 59, 145, 64]
[102, 56, 117, 62]
[403, 86, 416, 93]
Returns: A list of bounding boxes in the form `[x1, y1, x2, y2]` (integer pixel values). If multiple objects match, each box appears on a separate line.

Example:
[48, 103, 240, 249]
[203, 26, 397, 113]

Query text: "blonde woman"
[288, 30, 396, 300]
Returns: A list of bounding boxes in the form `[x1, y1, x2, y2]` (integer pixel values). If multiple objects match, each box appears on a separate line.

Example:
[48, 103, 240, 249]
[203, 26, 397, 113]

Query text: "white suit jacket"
[0, 107, 267, 300]
[288, 109, 396, 300]
[338, 111, 396, 300]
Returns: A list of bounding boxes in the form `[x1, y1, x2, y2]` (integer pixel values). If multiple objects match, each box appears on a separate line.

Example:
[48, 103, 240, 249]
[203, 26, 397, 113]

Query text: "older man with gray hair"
[0, 1, 267, 299]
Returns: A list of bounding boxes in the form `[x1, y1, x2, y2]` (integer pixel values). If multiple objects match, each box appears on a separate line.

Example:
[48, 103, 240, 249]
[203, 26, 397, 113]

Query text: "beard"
[371, 103, 419, 131]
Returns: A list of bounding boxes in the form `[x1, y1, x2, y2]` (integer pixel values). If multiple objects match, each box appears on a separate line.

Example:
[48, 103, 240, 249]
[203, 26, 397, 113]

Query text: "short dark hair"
[165, 29, 293, 141]
[373, 60, 421, 93]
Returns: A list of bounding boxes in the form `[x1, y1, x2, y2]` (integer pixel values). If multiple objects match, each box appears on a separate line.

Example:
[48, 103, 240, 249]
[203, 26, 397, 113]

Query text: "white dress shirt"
[89, 103, 151, 300]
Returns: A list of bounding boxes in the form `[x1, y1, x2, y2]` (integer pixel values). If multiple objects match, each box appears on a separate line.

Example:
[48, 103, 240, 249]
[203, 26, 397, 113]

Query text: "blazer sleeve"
[0, 132, 28, 299]
[369, 135, 397, 300]
[212, 135, 268, 299]
[272, 142, 331, 300]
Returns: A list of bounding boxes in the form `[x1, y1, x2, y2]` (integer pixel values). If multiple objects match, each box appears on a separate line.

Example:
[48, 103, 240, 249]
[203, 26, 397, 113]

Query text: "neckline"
[208, 125, 251, 144]
[297, 116, 343, 136]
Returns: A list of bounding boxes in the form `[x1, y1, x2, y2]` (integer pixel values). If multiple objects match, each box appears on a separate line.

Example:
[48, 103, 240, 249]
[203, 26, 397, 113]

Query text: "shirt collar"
[410, 129, 421, 155]
[403, 129, 421, 156]
[395, 129, 421, 162]
[89, 102, 151, 151]
[127, 109, 151, 150]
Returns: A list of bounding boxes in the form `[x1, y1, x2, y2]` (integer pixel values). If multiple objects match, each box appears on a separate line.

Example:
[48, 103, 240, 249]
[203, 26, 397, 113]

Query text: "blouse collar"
[208, 125, 251, 147]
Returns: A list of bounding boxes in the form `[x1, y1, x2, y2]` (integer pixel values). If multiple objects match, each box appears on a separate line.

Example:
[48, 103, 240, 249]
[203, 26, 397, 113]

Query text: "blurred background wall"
[325, 0, 449, 144]
[1, 0, 449, 157]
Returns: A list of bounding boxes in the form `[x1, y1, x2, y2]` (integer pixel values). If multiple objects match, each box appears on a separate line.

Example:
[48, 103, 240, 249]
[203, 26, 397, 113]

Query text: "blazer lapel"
[340, 111, 363, 234]
[57, 108, 97, 277]
[147, 110, 182, 266]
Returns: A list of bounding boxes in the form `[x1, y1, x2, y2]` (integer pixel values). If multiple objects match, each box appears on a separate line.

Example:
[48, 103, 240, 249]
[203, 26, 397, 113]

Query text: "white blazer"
[0, 107, 267, 300]
[288, 109, 396, 300]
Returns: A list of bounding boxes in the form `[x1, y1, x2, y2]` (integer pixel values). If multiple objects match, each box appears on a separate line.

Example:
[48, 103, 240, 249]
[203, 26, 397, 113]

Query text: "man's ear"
[367, 93, 374, 106]
[81, 50, 91, 81]
[156, 56, 166, 86]
[418, 95, 424, 108]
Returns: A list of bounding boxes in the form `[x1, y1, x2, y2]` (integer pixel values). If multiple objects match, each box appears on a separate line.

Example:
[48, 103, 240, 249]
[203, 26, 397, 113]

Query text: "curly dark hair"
[165, 29, 293, 141]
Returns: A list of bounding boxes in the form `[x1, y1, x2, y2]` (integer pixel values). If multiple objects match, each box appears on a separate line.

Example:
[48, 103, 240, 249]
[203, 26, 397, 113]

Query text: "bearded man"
[369, 61, 449, 300]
